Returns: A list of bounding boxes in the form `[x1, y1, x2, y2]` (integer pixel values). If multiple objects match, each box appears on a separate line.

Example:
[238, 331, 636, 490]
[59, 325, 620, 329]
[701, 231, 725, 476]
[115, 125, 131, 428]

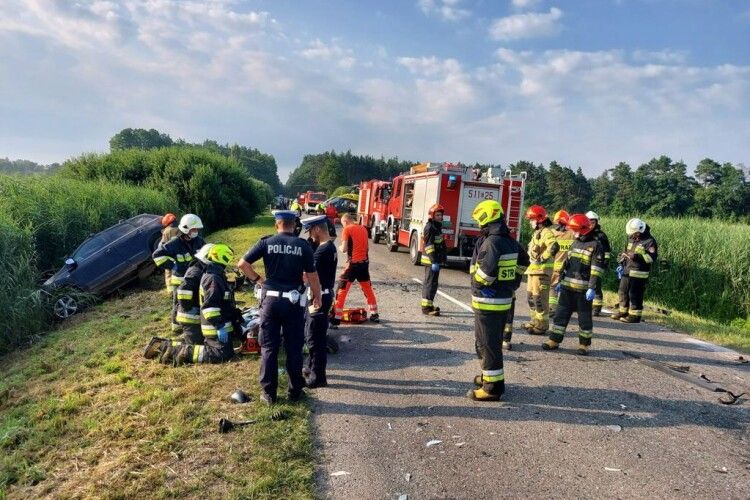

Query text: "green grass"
[600, 216, 750, 325]
[0, 216, 315, 499]
[602, 291, 750, 353]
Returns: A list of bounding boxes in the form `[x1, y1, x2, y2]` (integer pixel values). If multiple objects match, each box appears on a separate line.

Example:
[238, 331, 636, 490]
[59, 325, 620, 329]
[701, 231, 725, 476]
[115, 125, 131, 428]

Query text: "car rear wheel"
[409, 232, 421, 266]
[54, 295, 79, 319]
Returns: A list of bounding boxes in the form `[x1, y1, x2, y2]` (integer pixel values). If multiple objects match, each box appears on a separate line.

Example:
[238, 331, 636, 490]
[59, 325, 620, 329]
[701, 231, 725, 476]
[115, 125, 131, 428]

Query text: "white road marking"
[412, 278, 473, 313]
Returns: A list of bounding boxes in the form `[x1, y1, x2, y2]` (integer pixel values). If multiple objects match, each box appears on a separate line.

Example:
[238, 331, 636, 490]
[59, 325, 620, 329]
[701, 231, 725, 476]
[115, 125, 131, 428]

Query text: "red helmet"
[567, 213, 593, 235]
[553, 209, 569, 225]
[162, 213, 177, 227]
[428, 203, 445, 217]
[525, 205, 547, 222]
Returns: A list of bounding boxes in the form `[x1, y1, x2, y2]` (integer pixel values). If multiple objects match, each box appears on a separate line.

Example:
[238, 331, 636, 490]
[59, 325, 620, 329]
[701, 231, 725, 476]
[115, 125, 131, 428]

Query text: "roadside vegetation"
[0, 217, 315, 499]
[0, 175, 175, 354]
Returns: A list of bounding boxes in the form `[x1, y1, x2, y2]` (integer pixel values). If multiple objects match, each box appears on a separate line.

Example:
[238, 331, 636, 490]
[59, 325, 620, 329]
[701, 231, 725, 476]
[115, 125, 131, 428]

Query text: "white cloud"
[299, 38, 357, 69]
[489, 7, 563, 41]
[417, 0, 471, 22]
[511, 0, 542, 9]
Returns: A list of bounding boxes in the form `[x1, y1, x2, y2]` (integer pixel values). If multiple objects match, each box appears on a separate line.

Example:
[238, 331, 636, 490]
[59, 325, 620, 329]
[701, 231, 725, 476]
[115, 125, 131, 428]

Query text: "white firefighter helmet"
[625, 217, 646, 236]
[179, 214, 204, 234]
[585, 211, 599, 221]
[195, 243, 214, 264]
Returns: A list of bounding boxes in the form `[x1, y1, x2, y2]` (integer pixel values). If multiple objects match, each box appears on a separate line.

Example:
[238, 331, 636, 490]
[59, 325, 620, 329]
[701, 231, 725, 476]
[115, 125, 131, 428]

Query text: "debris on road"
[426, 439, 442, 447]
[714, 467, 728, 474]
[330, 471, 351, 477]
[604, 467, 622, 472]
[405, 473, 412, 482]
[606, 425, 622, 433]
[398, 494, 409, 500]
[455, 442, 465, 447]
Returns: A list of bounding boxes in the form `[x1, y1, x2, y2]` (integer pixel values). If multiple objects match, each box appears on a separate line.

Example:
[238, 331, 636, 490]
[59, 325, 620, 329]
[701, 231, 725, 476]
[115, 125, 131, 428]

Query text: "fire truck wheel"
[386, 222, 399, 252]
[409, 232, 421, 266]
[371, 217, 382, 244]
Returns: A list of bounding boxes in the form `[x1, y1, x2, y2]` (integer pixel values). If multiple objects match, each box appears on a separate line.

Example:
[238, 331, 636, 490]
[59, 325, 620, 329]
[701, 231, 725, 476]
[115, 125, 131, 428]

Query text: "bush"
[0, 175, 176, 271]
[600, 217, 750, 324]
[61, 147, 268, 231]
[0, 174, 176, 353]
[0, 216, 46, 352]
[331, 185, 356, 197]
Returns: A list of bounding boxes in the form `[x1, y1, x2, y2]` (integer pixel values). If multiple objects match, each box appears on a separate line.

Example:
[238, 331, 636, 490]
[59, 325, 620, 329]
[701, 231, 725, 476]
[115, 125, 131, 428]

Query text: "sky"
[1, 0, 748, 181]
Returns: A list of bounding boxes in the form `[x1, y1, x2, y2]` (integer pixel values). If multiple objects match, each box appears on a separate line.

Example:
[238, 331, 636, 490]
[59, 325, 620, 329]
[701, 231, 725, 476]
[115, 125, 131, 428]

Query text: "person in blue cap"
[238, 210, 322, 405]
[301, 215, 337, 388]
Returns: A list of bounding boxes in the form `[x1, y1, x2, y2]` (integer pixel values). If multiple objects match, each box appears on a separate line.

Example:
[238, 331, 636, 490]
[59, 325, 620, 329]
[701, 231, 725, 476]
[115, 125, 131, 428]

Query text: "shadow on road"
[318, 376, 750, 430]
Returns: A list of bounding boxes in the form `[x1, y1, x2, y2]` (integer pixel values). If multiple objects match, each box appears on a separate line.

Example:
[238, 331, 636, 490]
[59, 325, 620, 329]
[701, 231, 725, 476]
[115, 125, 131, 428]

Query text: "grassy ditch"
[0, 216, 315, 499]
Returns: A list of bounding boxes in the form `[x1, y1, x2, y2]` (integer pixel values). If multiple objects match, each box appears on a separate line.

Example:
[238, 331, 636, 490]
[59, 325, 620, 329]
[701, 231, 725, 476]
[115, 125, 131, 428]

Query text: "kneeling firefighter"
[543, 214, 605, 355]
[173, 244, 238, 365]
[143, 243, 214, 363]
[468, 200, 526, 401]
[420, 203, 447, 316]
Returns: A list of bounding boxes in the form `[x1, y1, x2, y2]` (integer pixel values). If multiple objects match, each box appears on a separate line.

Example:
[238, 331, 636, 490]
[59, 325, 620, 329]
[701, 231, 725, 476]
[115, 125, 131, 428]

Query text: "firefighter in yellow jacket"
[522, 205, 558, 335]
[549, 210, 576, 316]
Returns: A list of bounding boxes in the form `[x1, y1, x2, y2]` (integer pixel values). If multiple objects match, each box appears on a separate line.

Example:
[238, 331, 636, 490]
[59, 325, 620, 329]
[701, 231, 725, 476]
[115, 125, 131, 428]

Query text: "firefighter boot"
[467, 387, 502, 402]
[610, 310, 627, 320]
[173, 344, 196, 366]
[576, 344, 590, 356]
[369, 313, 380, 323]
[144, 337, 168, 359]
[502, 340, 512, 350]
[159, 342, 178, 365]
[542, 339, 560, 351]
[422, 306, 441, 317]
[620, 315, 641, 324]
[592, 306, 602, 317]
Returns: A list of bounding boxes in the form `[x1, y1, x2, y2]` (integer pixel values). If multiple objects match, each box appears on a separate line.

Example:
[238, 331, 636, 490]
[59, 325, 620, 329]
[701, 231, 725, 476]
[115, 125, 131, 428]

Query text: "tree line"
[109, 128, 282, 193]
[286, 152, 749, 220]
[0, 157, 60, 175]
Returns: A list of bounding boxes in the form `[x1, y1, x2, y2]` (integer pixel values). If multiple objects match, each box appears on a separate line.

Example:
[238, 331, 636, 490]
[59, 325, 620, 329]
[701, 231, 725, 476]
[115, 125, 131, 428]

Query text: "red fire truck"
[301, 191, 328, 213]
[382, 162, 526, 266]
[357, 179, 393, 243]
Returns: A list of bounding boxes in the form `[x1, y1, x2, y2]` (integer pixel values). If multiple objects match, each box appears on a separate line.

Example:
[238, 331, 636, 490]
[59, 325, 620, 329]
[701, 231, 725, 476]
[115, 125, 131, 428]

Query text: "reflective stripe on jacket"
[470, 221, 529, 312]
[199, 263, 235, 337]
[526, 222, 558, 275]
[152, 235, 206, 278]
[561, 235, 606, 292]
[420, 219, 447, 266]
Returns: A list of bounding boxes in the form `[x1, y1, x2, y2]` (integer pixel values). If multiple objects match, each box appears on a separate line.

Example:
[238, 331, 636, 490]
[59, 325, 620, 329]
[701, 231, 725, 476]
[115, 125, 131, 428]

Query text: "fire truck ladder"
[504, 170, 527, 240]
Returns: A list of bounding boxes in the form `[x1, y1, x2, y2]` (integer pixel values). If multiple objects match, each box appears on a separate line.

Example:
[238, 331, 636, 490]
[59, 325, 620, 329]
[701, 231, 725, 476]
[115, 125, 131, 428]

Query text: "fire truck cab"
[384, 162, 526, 266]
[357, 179, 393, 243]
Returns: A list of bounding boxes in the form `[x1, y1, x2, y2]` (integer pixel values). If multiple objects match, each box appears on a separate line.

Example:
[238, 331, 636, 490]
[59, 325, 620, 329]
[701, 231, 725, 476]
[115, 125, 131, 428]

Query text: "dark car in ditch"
[43, 214, 165, 319]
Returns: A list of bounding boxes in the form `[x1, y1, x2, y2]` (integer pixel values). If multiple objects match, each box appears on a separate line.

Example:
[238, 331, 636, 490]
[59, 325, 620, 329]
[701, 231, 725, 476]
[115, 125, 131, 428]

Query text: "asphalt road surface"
[311, 237, 750, 500]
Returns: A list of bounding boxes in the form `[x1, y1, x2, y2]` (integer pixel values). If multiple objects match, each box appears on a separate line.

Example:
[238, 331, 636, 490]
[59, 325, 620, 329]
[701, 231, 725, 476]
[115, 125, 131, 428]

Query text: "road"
[311, 237, 750, 499]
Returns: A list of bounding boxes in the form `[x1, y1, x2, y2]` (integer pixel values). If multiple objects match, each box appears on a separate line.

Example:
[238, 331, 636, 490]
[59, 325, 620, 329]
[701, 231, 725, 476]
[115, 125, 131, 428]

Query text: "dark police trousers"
[550, 289, 593, 346]
[421, 266, 439, 307]
[305, 293, 333, 384]
[618, 276, 647, 319]
[474, 311, 507, 396]
[259, 295, 306, 399]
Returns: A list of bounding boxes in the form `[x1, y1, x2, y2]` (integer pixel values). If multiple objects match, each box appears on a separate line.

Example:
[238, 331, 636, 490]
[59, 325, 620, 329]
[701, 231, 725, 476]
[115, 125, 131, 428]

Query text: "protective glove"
[479, 287, 496, 298]
[585, 288, 595, 301]
[616, 265, 624, 280]
[217, 326, 230, 344]
[431, 263, 440, 272]
[555, 283, 562, 294]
